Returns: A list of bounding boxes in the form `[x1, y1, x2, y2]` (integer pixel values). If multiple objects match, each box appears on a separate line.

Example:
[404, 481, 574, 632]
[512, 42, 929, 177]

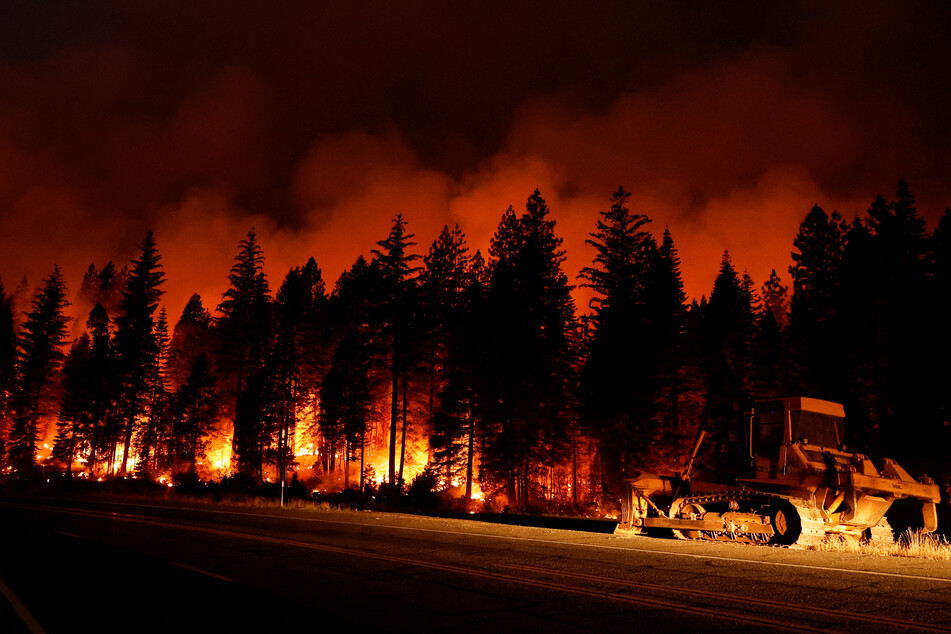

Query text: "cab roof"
[756, 397, 845, 418]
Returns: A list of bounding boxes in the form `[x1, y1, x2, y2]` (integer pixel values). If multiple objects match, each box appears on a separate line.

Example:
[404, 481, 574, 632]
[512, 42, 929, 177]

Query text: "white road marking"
[52, 530, 80, 538]
[171, 562, 233, 583]
[0, 576, 46, 634]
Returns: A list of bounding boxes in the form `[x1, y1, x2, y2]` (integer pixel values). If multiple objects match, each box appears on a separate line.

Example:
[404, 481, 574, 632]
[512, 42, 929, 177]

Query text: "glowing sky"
[1, 1, 949, 322]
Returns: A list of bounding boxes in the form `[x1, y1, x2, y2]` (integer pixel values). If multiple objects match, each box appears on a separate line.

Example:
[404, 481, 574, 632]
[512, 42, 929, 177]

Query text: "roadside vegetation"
[818, 529, 951, 561]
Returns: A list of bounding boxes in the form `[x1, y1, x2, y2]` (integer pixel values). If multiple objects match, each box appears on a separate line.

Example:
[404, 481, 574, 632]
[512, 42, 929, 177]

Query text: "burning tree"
[7, 266, 70, 474]
[218, 229, 271, 481]
[0, 280, 16, 463]
[114, 232, 165, 475]
[371, 214, 422, 487]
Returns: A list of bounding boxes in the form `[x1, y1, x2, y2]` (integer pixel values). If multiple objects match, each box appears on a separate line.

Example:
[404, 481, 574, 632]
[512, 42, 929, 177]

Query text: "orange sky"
[1, 2, 949, 325]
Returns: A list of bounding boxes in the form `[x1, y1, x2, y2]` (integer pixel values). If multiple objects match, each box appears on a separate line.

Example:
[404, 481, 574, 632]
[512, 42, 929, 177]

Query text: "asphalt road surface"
[2, 496, 950, 633]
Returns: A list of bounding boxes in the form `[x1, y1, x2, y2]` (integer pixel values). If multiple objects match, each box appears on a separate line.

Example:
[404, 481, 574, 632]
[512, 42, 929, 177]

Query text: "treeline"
[0, 182, 948, 511]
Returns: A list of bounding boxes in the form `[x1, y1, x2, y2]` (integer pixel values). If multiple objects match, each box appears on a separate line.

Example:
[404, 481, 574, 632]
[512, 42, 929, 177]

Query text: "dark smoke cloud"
[1, 1, 949, 321]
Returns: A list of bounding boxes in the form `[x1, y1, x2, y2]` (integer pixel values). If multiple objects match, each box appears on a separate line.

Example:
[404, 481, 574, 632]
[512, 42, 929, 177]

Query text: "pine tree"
[270, 260, 329, 489]
[832, 217, 879, 447]
[114, 232, 165, 475]
[427, 243, 492, 508]
[7, 267, 70, 474]
[751, 270, 789, 396]
[579, 189, 687, 487]
[787, 205, 845, 396]
[81, 304, 117, 475]
[701, 253, 755, 457]
[323, 256, 388, 477]
[638, 227, 688, 457]
[861, 182, 932, 463]
[217, 229, 271, 479]
[421, 225, 470, 429]
[136, 306, 171, 474]
[483, 190, 575, 506]
[371, 214, 421, 487]
[53, 335, 95, 477]
[168, 294, 212, 390]
[761, 269, 789, 330]
[0, 280, 16, 462]
[578, 187, 655, 485]
[579, 187, 653, 315]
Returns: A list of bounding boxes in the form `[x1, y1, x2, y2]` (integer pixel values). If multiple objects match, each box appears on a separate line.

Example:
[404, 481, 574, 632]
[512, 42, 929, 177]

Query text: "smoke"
[1, 1, 949, 325]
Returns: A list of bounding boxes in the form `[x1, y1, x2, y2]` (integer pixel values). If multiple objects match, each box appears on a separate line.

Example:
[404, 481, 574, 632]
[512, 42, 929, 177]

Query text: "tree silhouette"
[53, 334, 101, 477]
[371, 214, 421, 487]
[862, 182, 932, 462]
[579, 187, 654, 486]
[483, 190, 575, 506]
[114, 232, 165, 475]
[427, 242, 489, 510]
[80, 304, 117, 475]
[7, 266, 70, 474]
[833, 216, 880, 447]
[270, 259, 328, 490]
[168, 294, 212, 390]
[751, 270, 789, 396]
[0, 280, 15, 463]
[323, 255, 388, 478]
[787, 205, 845, 397]
[421, 225, 470, 429]
[135, 306, 171, 473]
[217, 229, 271, 479]
[701, 252, 755, 456]
[579, 189, 687, 488]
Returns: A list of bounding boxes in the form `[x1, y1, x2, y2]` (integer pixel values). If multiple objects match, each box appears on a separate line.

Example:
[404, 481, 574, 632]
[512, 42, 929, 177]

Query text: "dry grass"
[818, 529, 951, 561]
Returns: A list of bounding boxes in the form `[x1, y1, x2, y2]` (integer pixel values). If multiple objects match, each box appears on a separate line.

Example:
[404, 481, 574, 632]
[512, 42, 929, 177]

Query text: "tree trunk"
[571, 425, 578, 507]
[398, 372, 408, 487]
[360, 431, 366, 493]
[464, 413, 475, 513]
[388, 348, 398, 486]
[120, 397, 134, 475]
[344, 437, 350, 490]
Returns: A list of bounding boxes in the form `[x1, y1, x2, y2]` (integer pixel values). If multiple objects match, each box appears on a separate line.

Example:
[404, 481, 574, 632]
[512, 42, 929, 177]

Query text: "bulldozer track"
[865, 517, 895, 546]
[672, 492, 827, 547]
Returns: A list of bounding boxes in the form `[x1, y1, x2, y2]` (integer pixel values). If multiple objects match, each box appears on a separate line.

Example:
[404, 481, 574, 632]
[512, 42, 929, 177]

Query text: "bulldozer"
[616, 397, 940, 547]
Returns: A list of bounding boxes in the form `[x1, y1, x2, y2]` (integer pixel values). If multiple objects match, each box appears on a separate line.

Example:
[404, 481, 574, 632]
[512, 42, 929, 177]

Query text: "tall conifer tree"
[701, 253, 755, 454]
[0, 280, 16, 462]
[787, 205, 845, 396]
[217, 229, 271, 479]
[7, 267, 70, 473]
[114, 232, 165, 475]
[371, 215, 421, 487]
[483, 190, 574, 505]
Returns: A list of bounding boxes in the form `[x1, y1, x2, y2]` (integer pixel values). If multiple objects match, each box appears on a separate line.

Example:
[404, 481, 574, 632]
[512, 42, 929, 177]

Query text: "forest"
[0, 181, 948, 514]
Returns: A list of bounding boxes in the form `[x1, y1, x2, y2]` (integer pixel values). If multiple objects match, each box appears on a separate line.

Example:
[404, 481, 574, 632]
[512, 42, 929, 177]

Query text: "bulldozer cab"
[748, 397, 845, 479]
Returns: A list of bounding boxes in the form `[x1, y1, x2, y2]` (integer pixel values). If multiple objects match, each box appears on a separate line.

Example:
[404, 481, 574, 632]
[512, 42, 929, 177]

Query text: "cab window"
[791, 411, 843, 447]
[754, 402, 785, 453]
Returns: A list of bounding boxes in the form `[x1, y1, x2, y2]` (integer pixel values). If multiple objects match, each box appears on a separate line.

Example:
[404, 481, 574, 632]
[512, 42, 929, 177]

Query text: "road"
[2, 496, 950, 632]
